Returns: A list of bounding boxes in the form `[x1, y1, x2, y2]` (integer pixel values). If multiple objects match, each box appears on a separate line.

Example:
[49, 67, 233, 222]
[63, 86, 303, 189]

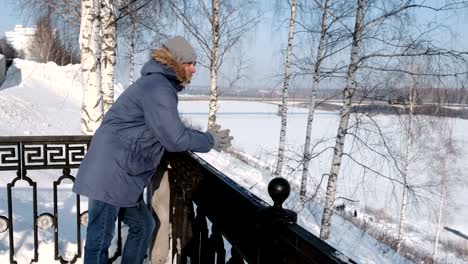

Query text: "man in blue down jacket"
[73, 36, 233, 264]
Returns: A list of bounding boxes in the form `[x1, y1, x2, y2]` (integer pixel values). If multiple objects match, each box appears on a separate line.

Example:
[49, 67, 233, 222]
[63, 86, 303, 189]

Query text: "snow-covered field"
[1, 59, 467, 263]
[182, 100, 468, 263]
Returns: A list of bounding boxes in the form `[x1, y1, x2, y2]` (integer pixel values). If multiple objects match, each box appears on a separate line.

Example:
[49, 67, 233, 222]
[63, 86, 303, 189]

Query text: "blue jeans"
[84, 198, 155, 264]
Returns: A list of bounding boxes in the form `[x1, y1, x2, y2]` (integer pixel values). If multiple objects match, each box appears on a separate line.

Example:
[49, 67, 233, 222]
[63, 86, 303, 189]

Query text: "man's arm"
[142, 85, 213, 153]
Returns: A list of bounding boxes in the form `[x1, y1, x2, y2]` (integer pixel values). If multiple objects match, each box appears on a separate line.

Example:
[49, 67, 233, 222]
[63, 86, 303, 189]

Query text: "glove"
[207, 124, 234, 152]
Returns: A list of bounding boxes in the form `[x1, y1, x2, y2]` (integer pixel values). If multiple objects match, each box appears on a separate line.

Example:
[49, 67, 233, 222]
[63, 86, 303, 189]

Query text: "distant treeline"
[352, 104, 468, 119]
[183, 86, 468, 105]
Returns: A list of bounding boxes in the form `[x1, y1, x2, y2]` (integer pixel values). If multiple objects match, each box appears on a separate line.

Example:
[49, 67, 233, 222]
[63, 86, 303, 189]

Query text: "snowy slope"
[0, 60, 84, 135]
[0, 60, 123, 135]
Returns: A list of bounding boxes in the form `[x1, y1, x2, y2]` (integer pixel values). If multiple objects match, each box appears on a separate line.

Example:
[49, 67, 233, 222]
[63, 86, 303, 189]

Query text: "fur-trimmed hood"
[149, 48, 190, 86]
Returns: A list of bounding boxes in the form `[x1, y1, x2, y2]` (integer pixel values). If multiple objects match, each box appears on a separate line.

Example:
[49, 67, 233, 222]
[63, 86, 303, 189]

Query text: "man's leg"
[84, 199, 119, 264]
[121, 198, 155, 264]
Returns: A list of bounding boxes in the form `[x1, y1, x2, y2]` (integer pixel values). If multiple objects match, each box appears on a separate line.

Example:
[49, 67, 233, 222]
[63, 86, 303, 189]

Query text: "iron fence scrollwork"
[0, 136, 98, 264]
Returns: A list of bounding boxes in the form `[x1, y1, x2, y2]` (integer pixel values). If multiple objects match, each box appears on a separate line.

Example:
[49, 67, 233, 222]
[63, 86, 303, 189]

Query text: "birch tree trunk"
[431, 124, 456, 263]
[80, 0, 103, 135]
[396, 82, 415, 252]
[300, 0, 330, 202]
[208, 0, 220, 129]
[433, 165, 447, 263]
[129, 0, 136, 84]
[275, 0, 297, 176]
[320, 0, 366, 240]
[169, 0, 258, 129]
[100, 0, 116, 115]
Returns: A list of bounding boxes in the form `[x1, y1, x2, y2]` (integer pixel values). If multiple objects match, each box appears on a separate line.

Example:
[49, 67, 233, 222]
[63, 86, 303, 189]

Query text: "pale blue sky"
[0, 1, 25, 37]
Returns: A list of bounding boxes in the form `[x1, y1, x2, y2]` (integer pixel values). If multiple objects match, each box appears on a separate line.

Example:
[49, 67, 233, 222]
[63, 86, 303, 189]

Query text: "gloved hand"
[207, 124, 234, 152]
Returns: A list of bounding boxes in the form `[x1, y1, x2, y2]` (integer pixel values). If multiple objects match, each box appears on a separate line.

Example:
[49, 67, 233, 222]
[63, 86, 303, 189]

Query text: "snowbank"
[0, 59, 123, 136]
[1, 59, 83, 104]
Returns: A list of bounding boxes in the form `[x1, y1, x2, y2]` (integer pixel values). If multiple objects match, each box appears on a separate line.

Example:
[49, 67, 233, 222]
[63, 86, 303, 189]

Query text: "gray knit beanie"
[162, 36, 197, 64]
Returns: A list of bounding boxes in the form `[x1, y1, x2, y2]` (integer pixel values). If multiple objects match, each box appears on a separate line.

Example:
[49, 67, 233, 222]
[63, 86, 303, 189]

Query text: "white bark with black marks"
[208, 0, 220, 129]
[320, 0, 366, 240]
[396, 80, 415, 252]
[275, 0, 297, 176]
[300, 0, 330, 203]
[101, 0, 117, 115]
[80, 0, 103, 135]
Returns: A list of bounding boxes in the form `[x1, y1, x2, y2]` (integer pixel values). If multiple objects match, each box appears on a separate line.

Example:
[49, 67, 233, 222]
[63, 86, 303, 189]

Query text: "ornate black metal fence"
[0, 136, 356, 264]
[0, 136, 97, 263]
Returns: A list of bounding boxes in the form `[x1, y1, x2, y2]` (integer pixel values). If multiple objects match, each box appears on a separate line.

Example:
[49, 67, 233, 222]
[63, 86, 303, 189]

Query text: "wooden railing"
[0, 136, 356, 263]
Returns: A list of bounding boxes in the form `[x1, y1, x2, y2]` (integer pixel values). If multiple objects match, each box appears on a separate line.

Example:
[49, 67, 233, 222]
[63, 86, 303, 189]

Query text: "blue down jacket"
[73, 59, 213, 207]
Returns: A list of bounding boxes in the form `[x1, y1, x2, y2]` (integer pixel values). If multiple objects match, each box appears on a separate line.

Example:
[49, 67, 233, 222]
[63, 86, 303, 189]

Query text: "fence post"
[256, 177, 297, 264]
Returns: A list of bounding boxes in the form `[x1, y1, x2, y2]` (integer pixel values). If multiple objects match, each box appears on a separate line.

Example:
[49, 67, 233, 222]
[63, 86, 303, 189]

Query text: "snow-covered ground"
[181, 100, 468, 263]
[1, 59, 467, 263]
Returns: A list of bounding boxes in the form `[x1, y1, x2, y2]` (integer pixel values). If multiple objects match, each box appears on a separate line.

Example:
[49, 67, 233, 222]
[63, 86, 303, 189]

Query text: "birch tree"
[87, 0, 163, 117]
[396, 71, 416, 252]
[296, 0, 357, 202]
[320, 0, 366, 240]
[129, 0, 136, 83]
[431, 137, 450, 262]
[299, 0, 330, 201]
[317, 0, 468, 240]
[278, 0, 354, 201]
[208, 0, 220, 128]
[392, 53, 427, 252]
[392, 44, 467, 252]
[170, 0, 259, 128]
[80, 0, 103, 134]
[100, 0, 117, 114]
[429, 125, 461, 263]
[117, 0, 168, 84]
[392, 52, 436, 251]
[274, 0, 298, 176]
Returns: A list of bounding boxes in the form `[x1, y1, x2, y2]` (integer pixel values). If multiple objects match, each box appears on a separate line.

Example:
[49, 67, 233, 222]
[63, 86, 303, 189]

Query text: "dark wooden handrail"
[162, 152, 356, 264]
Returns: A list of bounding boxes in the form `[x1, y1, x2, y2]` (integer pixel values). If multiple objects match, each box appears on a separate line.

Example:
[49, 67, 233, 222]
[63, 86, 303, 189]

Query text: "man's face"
[184, 62, 196, 81]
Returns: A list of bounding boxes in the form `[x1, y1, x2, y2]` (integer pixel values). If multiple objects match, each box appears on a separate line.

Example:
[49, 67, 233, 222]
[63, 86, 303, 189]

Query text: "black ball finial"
[268, 177, 290, 209]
